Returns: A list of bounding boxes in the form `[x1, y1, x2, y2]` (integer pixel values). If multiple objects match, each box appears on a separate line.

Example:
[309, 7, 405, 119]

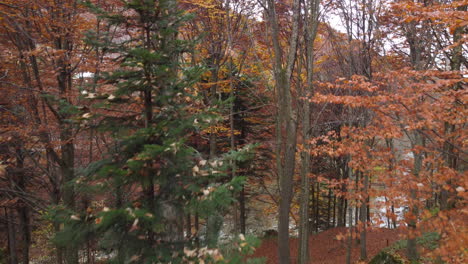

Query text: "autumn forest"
[0, 0, 466, 263]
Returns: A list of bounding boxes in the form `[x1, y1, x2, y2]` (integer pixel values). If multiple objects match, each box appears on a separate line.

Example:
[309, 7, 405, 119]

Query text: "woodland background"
[0, 0, 466, 263]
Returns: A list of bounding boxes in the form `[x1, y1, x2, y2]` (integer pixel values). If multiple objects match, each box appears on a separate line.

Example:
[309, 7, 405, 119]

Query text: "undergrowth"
[369, 232, 442, 264]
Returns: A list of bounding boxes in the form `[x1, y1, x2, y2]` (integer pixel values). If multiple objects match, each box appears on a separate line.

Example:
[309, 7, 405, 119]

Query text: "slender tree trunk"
[206, 115, 223, 247]
[327, 188, 332, 229]
[56, 31, 79, 263]
[346, 161, 354, 264]
[367, 198, 371, 223]
[265, 0, 301, 261]
[359, 174, 368, 260]
[205, 60, 223, 248]
[239, 187, 246, 234]
[6, 208, 18, 264]
[407, 134, 424, 261]
[186, 213, 191, 238]
[298, 0, 320, 261]
[354, 174, 359, 227]
[310, 181, 315, 231]
[61, 131, 78, 264]
[194, 213, 199, 246]
[315, 182, 320, 232]
[227, 10, 240, 232]
[344, 198, 348, 227]
[18, 206, 30, 264]
[332, 193, 337, 227]
[49, 156, 63, 264]
[14, 146, 30, 264]
[143, 56, 155, 211]
[404, 17, 425, 263]
[298, 100, 311, 264]
[385, 196, 391, 228]
[346, 203, 353, 264]
[337, 165, 345, 227]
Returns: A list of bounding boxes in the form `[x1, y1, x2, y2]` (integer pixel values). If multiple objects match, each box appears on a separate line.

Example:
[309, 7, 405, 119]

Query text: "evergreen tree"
[51, 0, 257, 262]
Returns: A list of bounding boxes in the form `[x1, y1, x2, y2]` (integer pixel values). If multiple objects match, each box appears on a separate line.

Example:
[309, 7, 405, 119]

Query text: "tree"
[298, 0, 321, 263]
[0, 1, 97, 262]
[262, 0, 301, 262]
[52, 0, 254, 262]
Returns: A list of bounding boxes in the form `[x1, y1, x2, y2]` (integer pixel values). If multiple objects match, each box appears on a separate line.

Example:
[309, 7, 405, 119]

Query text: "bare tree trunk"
[186, 213, 191, 238]
[343, 198, 348, 227]
[14, 146, 31, 264]
[55, 27, 79, 264]
[6, 208, 18, 264]
[310, 182, 315, 231]
[359, 174, 368, 260]
[332, 192, 337, 227]
[298, 78, 311, 264]
[265, 0, 301, 262]
[226, 7, 240, 233]
[327, 188, 332, 229]
[61, 137, 77, 264]
[18, 206, 30, 264]
[194, 213, 199, 246]
[298, 0, 320, 262]
[49, 157, 63, 264]
[205, 62, 223, 249]
[346, 204, 353, 264]
[337, 164, 346, 227]
[407, 134, 424, 261]
[206, 112, 223, 247]
[239, 187, 247, 234]
[354, 174, 359, 227]
[315, 182, 320, 233]
[346, 161, 354, 264]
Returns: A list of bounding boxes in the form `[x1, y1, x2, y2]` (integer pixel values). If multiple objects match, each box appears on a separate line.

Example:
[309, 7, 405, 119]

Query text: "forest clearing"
[0, 0, 466, 263]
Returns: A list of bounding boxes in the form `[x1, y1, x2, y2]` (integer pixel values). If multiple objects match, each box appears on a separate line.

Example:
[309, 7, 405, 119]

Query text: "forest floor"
[250, 227, 402, 264]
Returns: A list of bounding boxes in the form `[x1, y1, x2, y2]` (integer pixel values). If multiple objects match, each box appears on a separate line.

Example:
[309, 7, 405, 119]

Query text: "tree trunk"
[239, 187, 246, 234]
[298, 1, 320, 261]
[205, 61, 223, 248]
[359, 174, 369, 260]
[194, 213, 199, 246]
[298, 103, 311, 263]
[56, 32, 79, 264]
[315, 182, 320, 233]
[441, 4, 465, 209]
[332, 193, 337, 227]
[265, 0, 301, 261]
[346, 202, 353, 264]
[337, 165, 345, 227]
[343, 198, 348, 227]
[407, 134, 424, 261]
[310, 180, 315, 231]
[61, 131, 78, 264]
[6, 208, 18, 264]
[186, 213, 191, 238]
[327, 188, 332, 229]
[14, 146, 30, 264]
[18, 206, 30, 264]
[346, 161, 354, 264]
[391, 203, 396, 229]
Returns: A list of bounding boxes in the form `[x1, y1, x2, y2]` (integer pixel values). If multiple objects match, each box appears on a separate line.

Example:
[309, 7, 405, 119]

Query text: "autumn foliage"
[0, 0, 466, 264]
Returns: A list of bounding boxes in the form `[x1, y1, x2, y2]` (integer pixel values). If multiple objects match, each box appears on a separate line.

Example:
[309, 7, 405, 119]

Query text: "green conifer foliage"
[51, 0, 257, 262]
